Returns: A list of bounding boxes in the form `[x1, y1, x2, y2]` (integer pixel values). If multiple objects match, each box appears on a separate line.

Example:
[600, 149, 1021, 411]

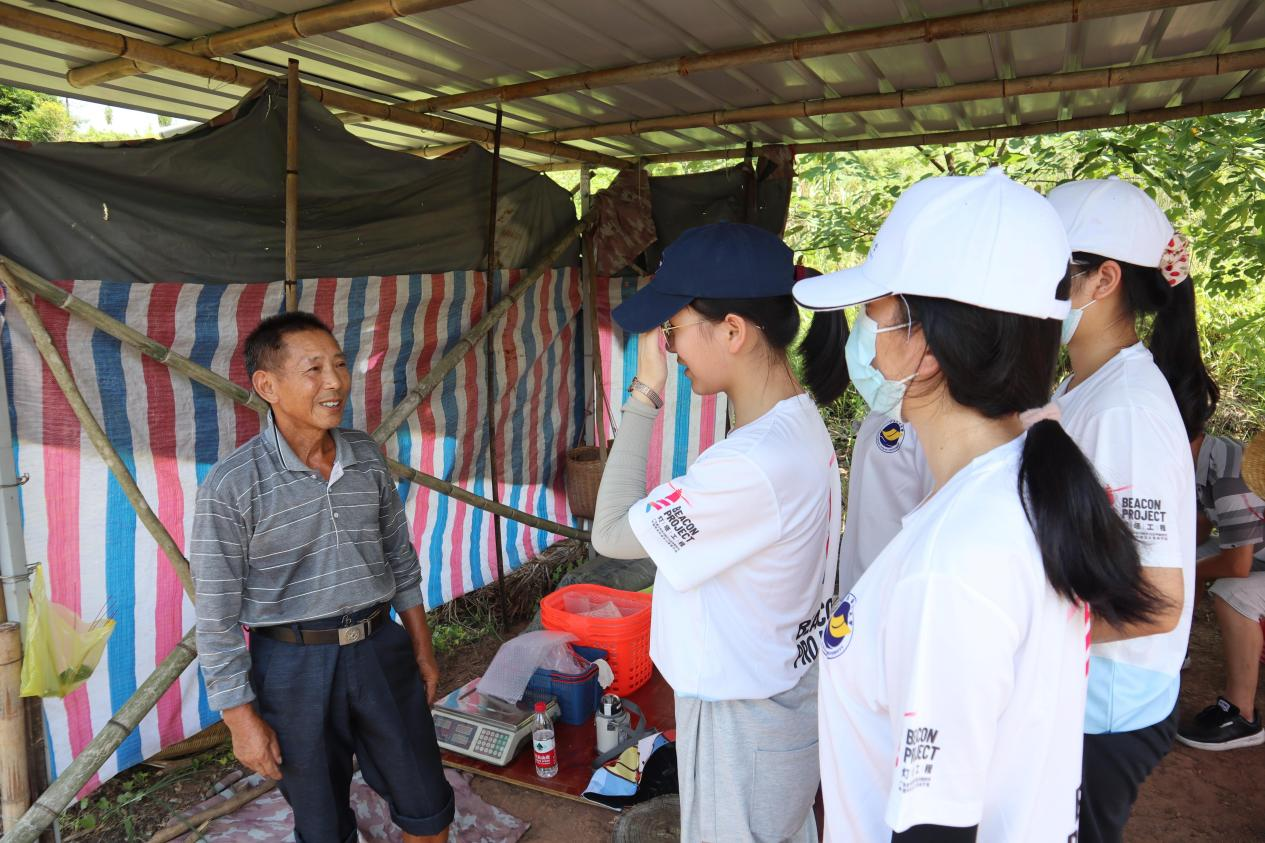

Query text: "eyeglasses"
[660, 319, 709, 349]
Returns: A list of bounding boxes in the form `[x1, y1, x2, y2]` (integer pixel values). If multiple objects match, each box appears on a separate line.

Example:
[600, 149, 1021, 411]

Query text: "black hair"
[905, 281, 1163, 626]
[1073, 251, 1219, 441]
[244, 311, 335, 376]
[689, 294, 851, 406]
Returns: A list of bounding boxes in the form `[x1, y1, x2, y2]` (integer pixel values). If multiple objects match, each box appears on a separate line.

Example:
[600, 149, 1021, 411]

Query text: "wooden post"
[483, 107, 509, 631]
[285, 59, 300, 312]
[0, 6, 625, 170]
[0, 622, 28, 834]
[578, 169, 606, 463]
[0, 255, 589, 543]
[67, 0, 475, 88]
[0, 268, 196, 600]
[371, 213, 593, 444]
[0, 630, 198, 843]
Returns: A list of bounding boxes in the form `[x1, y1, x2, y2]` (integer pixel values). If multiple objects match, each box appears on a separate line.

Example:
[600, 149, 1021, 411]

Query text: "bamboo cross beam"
[388, 0, 1199, 115]
[531, 91, 1265, 171]
[67, 0, 475, 89]
[0, 255, 587, 543]
[528, 47, 1265, 144]
[0, 266, 196, 599]
[386, 459, 589, 541]
[285, 59, 300, 312]
[371, 213, 592, 443]
[0, 630, 198, 843]
[0, 3, 624, 169]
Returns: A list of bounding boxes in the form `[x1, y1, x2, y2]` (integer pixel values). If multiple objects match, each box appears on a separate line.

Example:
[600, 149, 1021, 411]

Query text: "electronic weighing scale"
[432, 679, 561, 767]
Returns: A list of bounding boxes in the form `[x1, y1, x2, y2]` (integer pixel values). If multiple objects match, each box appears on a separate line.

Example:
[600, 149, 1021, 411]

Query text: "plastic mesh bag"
[20, 566, 114, 698]
[477, 630, 577, 702]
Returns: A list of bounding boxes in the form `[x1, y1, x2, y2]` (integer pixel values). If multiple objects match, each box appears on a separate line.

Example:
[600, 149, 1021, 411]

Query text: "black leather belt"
[251, 604, 388, 646]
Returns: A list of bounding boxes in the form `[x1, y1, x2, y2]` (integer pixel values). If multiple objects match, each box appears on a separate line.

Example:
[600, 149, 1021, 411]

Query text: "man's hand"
[399, 606, 441, 706]
[221, 704, 283, 780]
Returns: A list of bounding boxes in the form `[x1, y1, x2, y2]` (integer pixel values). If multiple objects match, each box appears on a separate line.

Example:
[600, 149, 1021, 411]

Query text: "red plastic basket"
[540, 584, 653, 696]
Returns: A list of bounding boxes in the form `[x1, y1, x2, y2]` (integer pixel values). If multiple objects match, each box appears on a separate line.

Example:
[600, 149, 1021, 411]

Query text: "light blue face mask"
[1060, 297, 1096, 345]
[846, 306, 916, 420]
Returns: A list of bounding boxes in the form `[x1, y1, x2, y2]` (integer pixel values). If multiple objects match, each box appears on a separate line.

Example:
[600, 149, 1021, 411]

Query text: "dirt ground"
[50, 597, 1265, 843]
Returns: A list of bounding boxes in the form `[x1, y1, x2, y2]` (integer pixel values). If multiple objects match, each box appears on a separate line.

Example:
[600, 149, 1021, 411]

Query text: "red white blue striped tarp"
[0, 270, 725, 792]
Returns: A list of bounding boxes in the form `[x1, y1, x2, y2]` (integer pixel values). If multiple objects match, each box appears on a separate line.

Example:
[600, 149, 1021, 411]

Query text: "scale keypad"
[473, 729, 509, 758]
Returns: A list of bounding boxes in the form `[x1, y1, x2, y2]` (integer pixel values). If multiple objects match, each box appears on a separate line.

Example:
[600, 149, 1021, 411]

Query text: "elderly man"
[191, 311, 452, 843]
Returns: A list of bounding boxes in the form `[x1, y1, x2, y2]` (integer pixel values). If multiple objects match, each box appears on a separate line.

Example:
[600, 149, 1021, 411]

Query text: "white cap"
[1046, 177, 1174, 268]
[793, 168, 1070, 320]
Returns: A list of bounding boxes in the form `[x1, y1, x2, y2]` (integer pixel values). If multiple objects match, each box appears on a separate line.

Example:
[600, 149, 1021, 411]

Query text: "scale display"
[432, 679, 560, 767]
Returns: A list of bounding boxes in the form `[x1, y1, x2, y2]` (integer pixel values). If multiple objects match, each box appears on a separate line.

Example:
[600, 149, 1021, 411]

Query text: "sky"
[66, 97, 195, 136]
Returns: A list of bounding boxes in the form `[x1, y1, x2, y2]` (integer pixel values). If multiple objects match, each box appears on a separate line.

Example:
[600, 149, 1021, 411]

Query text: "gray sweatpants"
[674, 663, 820, 843]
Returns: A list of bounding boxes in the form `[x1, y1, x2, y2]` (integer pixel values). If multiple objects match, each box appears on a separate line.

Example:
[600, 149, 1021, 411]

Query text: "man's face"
[253, 329, 351, 432]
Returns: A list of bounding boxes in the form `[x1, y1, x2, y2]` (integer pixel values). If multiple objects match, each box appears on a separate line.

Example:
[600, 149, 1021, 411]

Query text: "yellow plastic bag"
[20, 566, 114, 698]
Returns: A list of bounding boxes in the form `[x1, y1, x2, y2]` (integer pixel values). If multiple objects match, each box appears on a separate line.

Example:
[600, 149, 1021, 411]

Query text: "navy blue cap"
[611, 223, 795, 333]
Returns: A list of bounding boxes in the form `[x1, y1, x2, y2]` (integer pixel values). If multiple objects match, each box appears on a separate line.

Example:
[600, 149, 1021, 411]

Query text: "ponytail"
[1019, 420, 1164, 625]
[799, 310, 850, 406]
[1073, 252, 1219, 440]
[906, 293, 1164, 625]
[690, 295, 851, 407]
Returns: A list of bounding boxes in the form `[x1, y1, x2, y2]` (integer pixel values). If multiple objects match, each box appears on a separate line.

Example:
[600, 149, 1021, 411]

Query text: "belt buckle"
[338, 619, 369, 645]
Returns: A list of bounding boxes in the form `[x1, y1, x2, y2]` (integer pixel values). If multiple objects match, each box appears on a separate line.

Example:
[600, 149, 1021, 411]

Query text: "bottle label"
[533, 735, 557, 769]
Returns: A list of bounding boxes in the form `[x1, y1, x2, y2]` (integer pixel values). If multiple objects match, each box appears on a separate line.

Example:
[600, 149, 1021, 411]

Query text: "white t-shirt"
[839, 412, 934, 593]
[1053, 342, 1195, 734]
[819, 435, 1089, 842]
[629, 393, 841, 701]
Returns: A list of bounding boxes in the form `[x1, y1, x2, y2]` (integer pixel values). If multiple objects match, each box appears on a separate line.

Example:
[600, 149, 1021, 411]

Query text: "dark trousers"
[249, 610, 454, 843]
[1078, 708, 1178, 843]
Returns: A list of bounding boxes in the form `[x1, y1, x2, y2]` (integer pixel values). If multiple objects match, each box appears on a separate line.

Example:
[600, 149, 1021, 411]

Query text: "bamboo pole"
[0, 630, 198, 843]
[388, 0, 1199, 115]
[285, 59, 300, 312]
[0, 268, 196, 600]
[483, 107, 510, 630]
[0, 256, 587, 543]
[67, 0, 474, 89]
[385, 460, 588, 541]
[0, 623, 28, 834]
[144, 778, 277, 843]
[528, 47, 1265, 143]
[578, 169, 606, 464]
[371, 213, 592, 443]
[531, 92, 1265, 171]
[0, 5, 624, 169]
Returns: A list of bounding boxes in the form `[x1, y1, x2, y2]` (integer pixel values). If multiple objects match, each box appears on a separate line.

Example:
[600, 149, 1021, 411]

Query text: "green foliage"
[12, 99, 79, 142]
[0, 84, 54, 137]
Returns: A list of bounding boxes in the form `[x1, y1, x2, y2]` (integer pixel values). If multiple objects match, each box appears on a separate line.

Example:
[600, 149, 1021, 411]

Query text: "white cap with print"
[792, 168, 1071, 320]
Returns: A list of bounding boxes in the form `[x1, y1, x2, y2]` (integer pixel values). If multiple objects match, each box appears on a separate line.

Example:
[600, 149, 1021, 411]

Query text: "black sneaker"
[1177, 697, 1265, 751]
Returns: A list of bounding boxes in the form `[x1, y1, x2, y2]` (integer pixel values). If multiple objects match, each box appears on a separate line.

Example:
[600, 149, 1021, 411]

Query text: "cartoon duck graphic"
[823, 594, 856, 658]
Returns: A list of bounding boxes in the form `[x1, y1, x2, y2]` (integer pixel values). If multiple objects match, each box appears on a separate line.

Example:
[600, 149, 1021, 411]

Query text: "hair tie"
[1020, 403, 1062, 430]
[1160, 233, 1190, 287]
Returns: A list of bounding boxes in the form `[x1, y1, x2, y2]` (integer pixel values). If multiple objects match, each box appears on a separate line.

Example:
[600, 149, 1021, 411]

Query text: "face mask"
[1060, 297, 1096, 346]
[846, 307, 916, 420]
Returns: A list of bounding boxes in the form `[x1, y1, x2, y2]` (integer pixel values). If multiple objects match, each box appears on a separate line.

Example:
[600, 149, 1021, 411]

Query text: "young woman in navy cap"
[592, 222, 848, 843]
[794, 169, 1164, 843]
[1046, 177, 1216, 843]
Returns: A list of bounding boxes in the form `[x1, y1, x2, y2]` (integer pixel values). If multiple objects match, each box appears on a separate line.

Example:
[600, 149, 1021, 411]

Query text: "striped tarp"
[0, 270, 724, 791]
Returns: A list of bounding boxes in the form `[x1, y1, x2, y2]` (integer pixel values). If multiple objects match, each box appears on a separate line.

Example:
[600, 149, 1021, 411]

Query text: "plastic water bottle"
[532, 702, 558, 778]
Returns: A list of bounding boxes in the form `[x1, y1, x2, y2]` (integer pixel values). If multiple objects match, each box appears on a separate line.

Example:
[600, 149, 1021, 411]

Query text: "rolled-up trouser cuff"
[388, 779, 455, 836]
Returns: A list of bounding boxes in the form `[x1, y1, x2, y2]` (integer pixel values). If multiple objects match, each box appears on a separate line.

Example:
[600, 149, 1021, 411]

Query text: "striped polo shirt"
[1197, 434, 1265, 568]
[191, 416, 423, 711]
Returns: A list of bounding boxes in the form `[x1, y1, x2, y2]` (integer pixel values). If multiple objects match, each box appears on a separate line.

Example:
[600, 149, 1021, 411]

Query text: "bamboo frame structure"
[0, 630, 198, 843]
[285, 59, 300, 312]
[0, 622, 28, 833]
[386, 0, 1198, 115]
[371, 213, 593, 443]
[0, 4, 624, 170]
[67, 0, 474, 89]
[528, 47, 1265, 144]
[532, 92, 1265, 171]
[0, 255, 589, 544]
[483, 108, 510, 629]
[0, 269, 196, 600]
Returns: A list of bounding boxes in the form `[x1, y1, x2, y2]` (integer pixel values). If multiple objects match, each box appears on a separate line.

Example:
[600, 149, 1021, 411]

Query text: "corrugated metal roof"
[2, 0, 1264, 165]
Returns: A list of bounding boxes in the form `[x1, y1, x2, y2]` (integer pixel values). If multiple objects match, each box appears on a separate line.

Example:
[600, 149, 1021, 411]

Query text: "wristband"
[628, 377, 664, 409]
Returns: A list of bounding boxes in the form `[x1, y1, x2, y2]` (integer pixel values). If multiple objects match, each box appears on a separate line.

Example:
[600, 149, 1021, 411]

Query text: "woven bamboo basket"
[1243, 430, 1265, 500]
[565, 445, 605, 519]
